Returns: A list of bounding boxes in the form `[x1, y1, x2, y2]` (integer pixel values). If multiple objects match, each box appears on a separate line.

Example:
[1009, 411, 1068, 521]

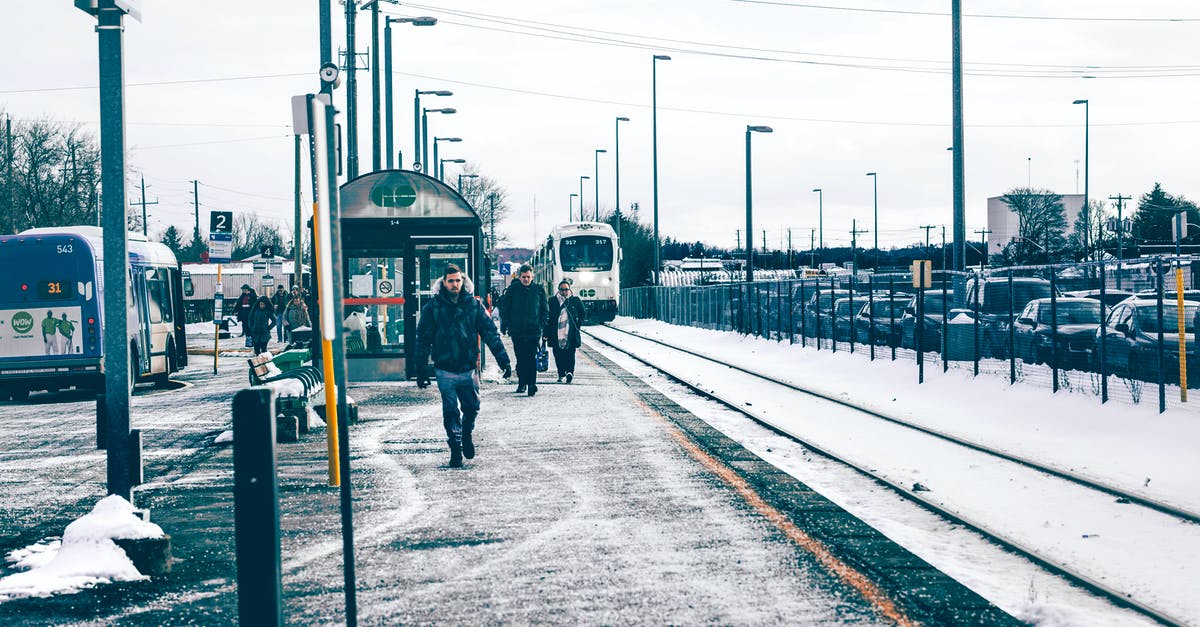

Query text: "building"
[986, 193, 1084, 256]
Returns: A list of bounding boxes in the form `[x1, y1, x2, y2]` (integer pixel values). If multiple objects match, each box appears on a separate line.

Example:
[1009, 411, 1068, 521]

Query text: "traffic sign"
[261, 245, 275, 259]
[498, 262, 510, 276]
[208, 238, 233, 264]
[262, 274, 275, 288]
[210, 211, 233, 234]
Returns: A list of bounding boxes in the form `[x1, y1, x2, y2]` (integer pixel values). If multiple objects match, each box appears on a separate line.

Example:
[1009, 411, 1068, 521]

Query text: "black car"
[1013, 297, 1102, 369]
[854, 294, 911, 346]
[963, 277, 1057, 358]
[900, 290, 950, 351]
[794, 287, 852, 340]
[1065, 289, 1134, 313]
[1094, 298, 1199, 385]
[829, 297, 859, 342]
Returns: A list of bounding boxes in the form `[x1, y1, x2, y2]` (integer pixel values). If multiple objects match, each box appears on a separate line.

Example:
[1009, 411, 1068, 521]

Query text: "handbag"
[535, 338, 549, 372]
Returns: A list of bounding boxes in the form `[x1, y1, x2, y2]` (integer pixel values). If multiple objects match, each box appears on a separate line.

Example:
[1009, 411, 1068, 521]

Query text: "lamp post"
[458, 172, 479, 194]
[615, 116, 629, 223]
[579, 175, 590, 222]
[421, 107, 456, 177]
[866, 172, 877, 268]
[745, 125, 773, 284]
[412, 90, 451, 172]
[384, 16, 437, 169]
[432, 136, 461, 181]
[652, 54, 671, 284]
[439, 158, 465, 183]
[569, 193, 579, 222]
[1073, 99, 1090, 262]
[812, 188, 823, 265]
[594, 148, 607, 222]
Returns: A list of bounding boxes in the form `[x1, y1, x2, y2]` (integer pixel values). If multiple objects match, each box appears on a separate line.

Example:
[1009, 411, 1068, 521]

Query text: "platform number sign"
[209, 211, 233, 234]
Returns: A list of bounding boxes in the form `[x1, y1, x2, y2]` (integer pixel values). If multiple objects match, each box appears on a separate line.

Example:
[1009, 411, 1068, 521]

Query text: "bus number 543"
[56, 244, 73, 254]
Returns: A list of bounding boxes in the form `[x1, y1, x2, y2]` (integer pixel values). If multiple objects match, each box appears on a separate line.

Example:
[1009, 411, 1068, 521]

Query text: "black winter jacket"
[544, 295, 585, 349]
[414, 277, 510, 374]
[500, 281, 548, 337]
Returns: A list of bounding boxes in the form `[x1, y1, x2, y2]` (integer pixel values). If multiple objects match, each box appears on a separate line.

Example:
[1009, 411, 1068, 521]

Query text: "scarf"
[556, 293, 570, 349]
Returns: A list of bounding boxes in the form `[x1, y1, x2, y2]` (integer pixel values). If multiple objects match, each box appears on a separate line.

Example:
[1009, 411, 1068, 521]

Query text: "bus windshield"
[559, 236, 613, 272]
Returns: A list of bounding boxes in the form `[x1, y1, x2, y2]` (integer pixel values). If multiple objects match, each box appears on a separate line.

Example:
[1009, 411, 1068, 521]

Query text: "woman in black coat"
[544, 280, 586, 383]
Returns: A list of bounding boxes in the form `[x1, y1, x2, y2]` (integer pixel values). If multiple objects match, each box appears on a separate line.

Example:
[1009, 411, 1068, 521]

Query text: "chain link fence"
[619, 257, 1200, 413]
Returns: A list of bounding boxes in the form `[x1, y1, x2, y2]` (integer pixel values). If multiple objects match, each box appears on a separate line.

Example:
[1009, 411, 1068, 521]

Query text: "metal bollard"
[233, 387, 283, 627]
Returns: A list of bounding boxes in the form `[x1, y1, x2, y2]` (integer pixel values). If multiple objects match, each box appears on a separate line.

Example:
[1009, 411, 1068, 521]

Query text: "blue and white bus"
[532, 222, 620, 323]
[0, 226, 187, 401]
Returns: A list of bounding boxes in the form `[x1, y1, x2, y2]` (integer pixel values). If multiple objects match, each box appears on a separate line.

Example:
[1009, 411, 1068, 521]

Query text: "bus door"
[130, 267, 153, 376]
[404, 237, 473, 378]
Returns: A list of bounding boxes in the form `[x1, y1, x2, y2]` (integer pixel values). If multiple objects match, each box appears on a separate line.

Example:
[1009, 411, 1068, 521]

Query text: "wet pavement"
[0, 335, 1016, 625]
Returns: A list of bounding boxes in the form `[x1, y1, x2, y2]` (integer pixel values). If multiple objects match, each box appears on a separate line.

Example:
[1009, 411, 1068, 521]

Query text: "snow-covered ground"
[586, 317, 1200, 625]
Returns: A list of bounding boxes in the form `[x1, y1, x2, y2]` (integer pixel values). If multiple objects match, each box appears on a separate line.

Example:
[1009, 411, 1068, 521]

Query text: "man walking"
[271, 285, 288, 342]
[500, 264, 547, 396]
[414, 264, 512, 468]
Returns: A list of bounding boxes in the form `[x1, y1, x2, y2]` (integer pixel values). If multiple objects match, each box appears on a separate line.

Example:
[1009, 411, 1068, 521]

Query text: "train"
[531, 222, 620, 323]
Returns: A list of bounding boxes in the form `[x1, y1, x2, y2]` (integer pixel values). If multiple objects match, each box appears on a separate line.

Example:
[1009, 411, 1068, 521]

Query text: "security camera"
[319, 63, 341, 89]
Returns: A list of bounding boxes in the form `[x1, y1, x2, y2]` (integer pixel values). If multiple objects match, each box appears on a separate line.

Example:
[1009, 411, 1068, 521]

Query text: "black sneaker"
[462, 432, 475, 459]
[527, 383, 537, 396]
[448, 439, 463, 468]
[565, 372, 573, 384]
[557, 376, 563, 383]
[516, 383, 526, 394]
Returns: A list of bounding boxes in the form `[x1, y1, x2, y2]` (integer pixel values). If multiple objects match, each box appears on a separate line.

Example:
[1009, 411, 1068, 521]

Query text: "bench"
[247, 349, 323, 442]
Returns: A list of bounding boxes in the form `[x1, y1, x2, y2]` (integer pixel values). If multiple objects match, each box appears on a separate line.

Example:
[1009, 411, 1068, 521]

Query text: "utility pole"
[941, 225, 947, 270]
[787, 227, 793, 269]
[130, 173, 157, 236]
[951, 0, 966, 271]
[190, 180, 200, 242]
[489, 193, 496, 250]
[810, 229, 816, 268]
[1110, 194, 1131, 289]
[294, 134, 302, 287]
[919, 225, 936, 259]
[974, 228, 992, 268]
[343, 0, 359, 178]
[850, 220, 868, 274]
[735, 229, 741, 252]
[370, 0, 380, 172]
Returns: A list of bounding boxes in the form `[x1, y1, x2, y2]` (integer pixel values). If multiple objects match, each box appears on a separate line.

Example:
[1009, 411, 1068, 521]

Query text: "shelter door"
[404, 237, 474, 377]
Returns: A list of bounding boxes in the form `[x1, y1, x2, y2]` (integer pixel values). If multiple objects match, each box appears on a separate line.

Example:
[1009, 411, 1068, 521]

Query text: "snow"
[0, 495, 164, 601]
[263, 377, 304, 398]
[588, 318, 1200, 624]
[306, 407, 325, 428]
[213, 430, 233, 444]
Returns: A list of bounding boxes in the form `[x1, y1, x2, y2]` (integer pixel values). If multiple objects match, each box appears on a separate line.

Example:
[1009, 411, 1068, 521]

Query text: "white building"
[986, 193, 1085, 256]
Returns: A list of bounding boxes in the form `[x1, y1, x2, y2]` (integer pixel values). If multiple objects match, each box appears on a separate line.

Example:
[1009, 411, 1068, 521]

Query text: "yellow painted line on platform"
[634, 396, 917, 627]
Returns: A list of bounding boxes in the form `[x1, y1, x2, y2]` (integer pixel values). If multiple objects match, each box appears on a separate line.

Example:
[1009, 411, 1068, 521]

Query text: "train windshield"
[559, 236, 613, 272]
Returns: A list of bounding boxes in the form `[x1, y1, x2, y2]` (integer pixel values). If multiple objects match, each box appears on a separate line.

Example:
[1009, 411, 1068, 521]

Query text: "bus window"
[145, 269, 166, 324]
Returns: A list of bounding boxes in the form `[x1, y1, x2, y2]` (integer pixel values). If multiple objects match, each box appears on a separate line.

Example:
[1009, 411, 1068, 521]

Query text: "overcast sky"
[7, 1, 1200, 252]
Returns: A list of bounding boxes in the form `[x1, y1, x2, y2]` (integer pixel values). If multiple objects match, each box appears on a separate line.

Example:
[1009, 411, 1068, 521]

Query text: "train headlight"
[576, 271, 595, 284]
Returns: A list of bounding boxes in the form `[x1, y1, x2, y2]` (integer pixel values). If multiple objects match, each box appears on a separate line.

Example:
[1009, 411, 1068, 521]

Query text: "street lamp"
[745, 125, 773, 284]
[421, 107, 456, 176]
[652, 54, 671, 283]
[440, 158, 465, 184]
[433, 136, 461, 180]
[812, 188, 823, 264]
[594, 148, 607, 221]
[579, 175, 590, 222]
[1073, 99, 1090, 262]
[458, 173, 479, 194]
[569, 193, 579, 222]
[866, 172, 877, 268]
[615, 116, 630, 223]
[412, 89, 451, 172]
[383, 16, 437, 169]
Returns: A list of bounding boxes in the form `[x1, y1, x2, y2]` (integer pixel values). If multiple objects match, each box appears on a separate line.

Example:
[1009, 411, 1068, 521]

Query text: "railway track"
[586, 323, 1194, 627]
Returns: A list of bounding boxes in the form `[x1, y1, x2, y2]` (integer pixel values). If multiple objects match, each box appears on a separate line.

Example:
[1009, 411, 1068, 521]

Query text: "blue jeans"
[275, 313, 285, 341]
[435, 368, 480, 444]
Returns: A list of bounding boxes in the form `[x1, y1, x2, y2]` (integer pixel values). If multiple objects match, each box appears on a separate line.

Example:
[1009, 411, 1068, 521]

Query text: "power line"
[200, 181, 291, 202]
[0, 72, 308, 95]
[724, 0, 1200, 23]
[131, 134, 291, 151]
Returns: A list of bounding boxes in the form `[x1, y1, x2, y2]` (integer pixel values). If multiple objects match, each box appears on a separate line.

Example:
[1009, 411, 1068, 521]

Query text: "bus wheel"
[154, 341, 176, 388]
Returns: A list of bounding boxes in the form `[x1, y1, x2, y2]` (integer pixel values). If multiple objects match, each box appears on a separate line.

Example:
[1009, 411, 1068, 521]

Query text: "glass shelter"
[338, 170, 485, 380]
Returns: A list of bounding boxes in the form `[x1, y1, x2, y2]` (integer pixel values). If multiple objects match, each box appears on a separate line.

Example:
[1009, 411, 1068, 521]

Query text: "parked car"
[854, 294, 911, 346]
[963, 277, 1057, 358]
[1013, 297, 1102, 369]
[1094, 298, 1199, 385]
[794, 287, 851, 339]
[900, 290, 950, 351]
[1065, 289, 1134, 313]
[829, 297, 860, 342]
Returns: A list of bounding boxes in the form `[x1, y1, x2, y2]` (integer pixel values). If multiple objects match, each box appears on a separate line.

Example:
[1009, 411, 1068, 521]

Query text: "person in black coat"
[234, 284, 257, 337]
[545, 280, 586, 383]
[247, 296, 275, 355]
[499, 264, 548, 396]
[413, 264, 512, 468]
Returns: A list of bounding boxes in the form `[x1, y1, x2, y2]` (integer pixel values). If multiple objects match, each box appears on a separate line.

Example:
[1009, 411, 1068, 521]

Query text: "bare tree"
[455, 163, 511, 248]
[999, 187, 1068, 264]
[1069, 198, 1108, 261]
[231, 213, 286, 260]
[0, 115, 100, 234]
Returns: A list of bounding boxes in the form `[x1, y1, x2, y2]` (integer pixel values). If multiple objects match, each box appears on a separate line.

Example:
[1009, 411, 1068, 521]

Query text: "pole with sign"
[912, 260, 932, 383]
[214, 268, 222, 374]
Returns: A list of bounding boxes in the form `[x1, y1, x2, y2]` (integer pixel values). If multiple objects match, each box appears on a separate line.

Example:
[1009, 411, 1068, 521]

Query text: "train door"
[404, 236, 474, 378]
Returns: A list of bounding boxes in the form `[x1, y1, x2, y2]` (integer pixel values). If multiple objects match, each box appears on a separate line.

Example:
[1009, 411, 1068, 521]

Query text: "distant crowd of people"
[232, 284, 311, 355]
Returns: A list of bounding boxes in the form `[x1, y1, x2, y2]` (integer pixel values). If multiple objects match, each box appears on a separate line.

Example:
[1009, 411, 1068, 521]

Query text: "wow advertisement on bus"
[0, 307, 84, 358]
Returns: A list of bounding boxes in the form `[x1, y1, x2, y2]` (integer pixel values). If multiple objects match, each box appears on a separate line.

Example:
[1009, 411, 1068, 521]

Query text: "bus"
[532, 222, 620, 323]
[0, 226, 187, 401]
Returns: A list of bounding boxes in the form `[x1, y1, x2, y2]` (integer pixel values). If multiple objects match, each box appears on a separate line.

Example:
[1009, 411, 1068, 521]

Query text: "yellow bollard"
[313, 204, 341, 486]
[1176, 267, 1187, 402]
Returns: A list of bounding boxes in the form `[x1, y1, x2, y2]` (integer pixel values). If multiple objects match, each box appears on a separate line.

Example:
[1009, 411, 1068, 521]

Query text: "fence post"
[1049, 271, 1059, 392]
[942, 272, 949, 373]
[1157, 257, 1166, 413]
[788, 279, 795, 344]
[973, 271, 981, 377]
[889, 275, 897, 361]
[1009, 273, 1016, 385]
[815, 279, 822, 350]
[867, 277, 875, 360]
[1099, 261, 1108, 403]
[233, 387, 283, 627]
[848, 278, 856, 355]
[799, 280, 807, 348]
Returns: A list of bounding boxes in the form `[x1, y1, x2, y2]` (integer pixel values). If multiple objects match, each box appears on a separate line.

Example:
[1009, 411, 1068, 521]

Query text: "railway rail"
[585, 323, 1194, 626]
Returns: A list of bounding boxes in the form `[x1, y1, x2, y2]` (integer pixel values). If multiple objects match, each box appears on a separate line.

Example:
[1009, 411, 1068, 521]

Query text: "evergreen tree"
[159, 225, 184, 256]
[1130, 183, 1200, 253]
